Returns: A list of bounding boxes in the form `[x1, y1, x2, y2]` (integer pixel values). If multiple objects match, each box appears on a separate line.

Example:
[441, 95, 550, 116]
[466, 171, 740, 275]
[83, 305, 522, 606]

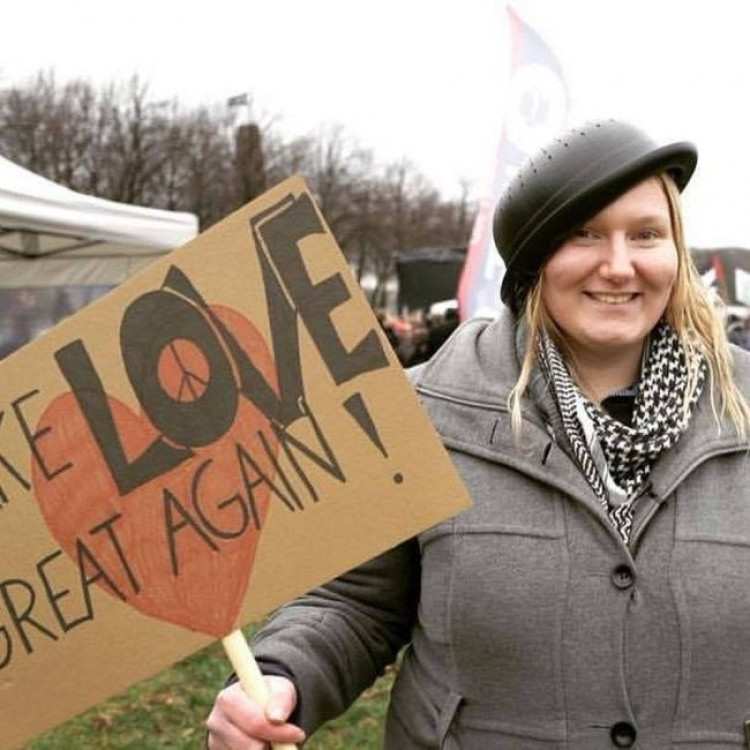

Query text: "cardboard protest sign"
[0, 176, 471, 748]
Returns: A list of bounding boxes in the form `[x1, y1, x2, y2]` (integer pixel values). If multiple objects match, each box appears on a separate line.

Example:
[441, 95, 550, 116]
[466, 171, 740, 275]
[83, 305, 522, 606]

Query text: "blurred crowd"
[376, 305, 460, 366]
[727, 313, 750, 350]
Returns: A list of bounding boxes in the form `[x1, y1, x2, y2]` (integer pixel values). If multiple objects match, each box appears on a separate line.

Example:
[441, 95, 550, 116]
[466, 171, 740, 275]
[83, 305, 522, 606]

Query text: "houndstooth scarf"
[538, 322, 707, 543]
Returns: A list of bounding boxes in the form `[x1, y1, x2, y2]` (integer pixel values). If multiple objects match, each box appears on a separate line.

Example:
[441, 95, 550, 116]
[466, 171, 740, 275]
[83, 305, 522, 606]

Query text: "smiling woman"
[500, 120, 750, 435]
[205, 119, 750, 750]
[540, 177, 679, 397]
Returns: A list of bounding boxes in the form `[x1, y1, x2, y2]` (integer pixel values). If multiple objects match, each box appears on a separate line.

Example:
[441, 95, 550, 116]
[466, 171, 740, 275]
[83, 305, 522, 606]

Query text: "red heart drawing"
[31, 305, 278, 638]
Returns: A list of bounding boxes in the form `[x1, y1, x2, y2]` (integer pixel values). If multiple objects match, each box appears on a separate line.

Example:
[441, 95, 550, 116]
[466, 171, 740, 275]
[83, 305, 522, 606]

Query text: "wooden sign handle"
[221, 629, 298, 750]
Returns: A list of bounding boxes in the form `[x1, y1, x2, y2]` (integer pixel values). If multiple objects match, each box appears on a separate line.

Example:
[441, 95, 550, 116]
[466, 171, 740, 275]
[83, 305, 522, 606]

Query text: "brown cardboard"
[0, 176, 471, 748]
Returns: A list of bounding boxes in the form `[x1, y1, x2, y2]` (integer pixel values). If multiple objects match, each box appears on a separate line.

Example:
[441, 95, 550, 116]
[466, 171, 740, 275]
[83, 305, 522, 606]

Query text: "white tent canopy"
[0, 154, 199, 288]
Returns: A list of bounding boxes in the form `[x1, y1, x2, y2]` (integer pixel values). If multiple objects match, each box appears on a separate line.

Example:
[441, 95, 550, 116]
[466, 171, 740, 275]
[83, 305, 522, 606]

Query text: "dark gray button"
[611, 564, 635, 590]
[610, 721, 636, 747]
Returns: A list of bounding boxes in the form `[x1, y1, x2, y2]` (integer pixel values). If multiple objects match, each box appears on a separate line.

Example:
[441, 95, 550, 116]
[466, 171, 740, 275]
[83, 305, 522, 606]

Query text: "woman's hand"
[206, 676, 306, 749]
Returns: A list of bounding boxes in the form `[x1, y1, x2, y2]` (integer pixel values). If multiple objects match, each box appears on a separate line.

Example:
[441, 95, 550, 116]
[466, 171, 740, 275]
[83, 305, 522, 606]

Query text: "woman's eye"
[634, 228, 660, 241]
[571, 228, 595, 241]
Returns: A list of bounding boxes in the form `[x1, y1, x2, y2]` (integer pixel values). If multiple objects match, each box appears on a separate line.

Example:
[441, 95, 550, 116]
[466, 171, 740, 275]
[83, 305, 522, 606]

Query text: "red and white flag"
[458, 5, 570, 320]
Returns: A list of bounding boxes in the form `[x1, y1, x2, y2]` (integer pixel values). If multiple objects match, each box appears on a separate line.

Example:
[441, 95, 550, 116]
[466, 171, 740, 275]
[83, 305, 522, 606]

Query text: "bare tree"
[0, 71, 476, 307]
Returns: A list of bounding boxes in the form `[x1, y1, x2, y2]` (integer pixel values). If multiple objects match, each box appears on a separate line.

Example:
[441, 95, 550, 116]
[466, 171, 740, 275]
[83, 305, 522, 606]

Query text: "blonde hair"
[508, 174, 750, 440]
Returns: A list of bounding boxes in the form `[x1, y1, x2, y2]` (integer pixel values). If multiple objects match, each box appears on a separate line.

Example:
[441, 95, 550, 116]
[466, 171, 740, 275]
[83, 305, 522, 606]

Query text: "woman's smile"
[585, 291, 640, 304]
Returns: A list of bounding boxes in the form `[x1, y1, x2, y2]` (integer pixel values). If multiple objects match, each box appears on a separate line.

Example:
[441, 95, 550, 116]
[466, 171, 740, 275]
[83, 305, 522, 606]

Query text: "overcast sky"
[3, 0, 749, 248]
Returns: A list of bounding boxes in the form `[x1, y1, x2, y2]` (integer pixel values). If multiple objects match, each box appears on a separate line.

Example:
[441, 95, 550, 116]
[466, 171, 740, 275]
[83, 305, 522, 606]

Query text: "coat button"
[610, 721, 637, 747]
[611, 564, 635, 590]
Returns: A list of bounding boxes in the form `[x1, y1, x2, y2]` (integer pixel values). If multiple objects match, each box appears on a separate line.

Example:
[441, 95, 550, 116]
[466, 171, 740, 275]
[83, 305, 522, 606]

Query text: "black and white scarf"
[538, 322, 707, 542]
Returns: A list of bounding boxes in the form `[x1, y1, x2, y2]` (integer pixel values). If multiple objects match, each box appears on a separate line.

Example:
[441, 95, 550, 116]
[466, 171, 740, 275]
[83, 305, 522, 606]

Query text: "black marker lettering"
[89, 514, 140, 595]
[0, 411, 31, 505]
[0, 624, 10, 670]
[191, 459, 251, 540]
[161, 265, 304, 427]
[252, 193, 389, 385]
[119, 288, 239, 447]
[163, 488, 219, 577]
[0, 579, 58, 656]
[37, 550, 93, 632]
[76, 538, 126, 603]
[235, 440, 299, 513]
[13, 390, 71, 481]
[55, 340, 193, 495]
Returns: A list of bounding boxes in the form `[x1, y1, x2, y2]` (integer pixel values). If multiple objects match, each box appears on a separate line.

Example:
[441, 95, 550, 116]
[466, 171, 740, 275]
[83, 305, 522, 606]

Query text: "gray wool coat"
[251, 311, 750, 749]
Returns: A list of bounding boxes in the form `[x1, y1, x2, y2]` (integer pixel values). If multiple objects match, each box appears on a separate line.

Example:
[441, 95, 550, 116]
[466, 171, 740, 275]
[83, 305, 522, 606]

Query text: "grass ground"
[24, 626, 392, 749]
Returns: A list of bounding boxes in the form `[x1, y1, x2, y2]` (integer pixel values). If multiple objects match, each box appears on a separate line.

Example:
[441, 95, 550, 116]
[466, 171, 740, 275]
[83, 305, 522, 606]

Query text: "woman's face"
[541, 177, 678, 364]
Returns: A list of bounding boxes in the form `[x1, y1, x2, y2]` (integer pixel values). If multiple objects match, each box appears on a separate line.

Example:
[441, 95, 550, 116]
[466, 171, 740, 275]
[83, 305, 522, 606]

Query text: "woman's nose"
[600, 235, 635, 279]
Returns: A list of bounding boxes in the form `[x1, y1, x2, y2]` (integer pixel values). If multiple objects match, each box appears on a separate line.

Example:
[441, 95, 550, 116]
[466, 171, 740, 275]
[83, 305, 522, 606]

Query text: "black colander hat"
[493, 119, 698, 312]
